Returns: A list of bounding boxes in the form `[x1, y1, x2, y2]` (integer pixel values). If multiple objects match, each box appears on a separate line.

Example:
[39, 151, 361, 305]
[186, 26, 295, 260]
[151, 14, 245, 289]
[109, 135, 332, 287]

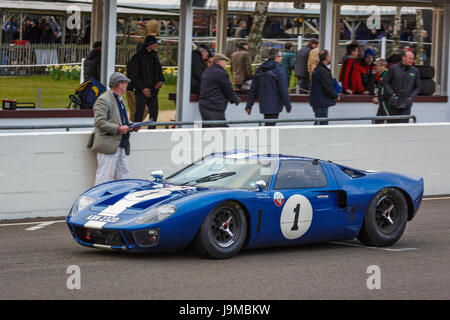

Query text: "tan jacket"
[230, 50, 252, 86]
[88, 89, 131, 155]
[307, 48, 319, 82]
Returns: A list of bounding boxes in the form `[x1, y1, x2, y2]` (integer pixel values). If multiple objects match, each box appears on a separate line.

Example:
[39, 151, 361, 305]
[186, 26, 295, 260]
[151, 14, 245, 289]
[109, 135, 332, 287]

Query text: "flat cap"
[109, 72, 130, 86]
[213, 53, 230, 62]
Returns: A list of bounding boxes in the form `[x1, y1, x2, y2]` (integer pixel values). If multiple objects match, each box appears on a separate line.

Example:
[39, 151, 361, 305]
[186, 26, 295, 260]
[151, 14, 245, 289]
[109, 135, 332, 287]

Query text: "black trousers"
[298, 77, 310, 94]
[199, 105, 228, 128]
[134, 91, 159, 128]
[312, 106, 329, 125]
[264, 113, 279, 126]
[387, 106, 411, 123]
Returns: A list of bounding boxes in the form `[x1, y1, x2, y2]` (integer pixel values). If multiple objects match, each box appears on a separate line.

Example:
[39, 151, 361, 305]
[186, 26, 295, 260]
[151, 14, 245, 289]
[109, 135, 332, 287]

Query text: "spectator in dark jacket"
[127, 35, 164, 126]
[382, 50, 421, 123]
[295, 38, 318, 93]
[246, 49, 292, 126]
[40, 23, 56, 44]
[83, 41, 101, 82]
[191, 46, 209, 94]
[199, 54, 240, 127]
[309, 50, 340, 125]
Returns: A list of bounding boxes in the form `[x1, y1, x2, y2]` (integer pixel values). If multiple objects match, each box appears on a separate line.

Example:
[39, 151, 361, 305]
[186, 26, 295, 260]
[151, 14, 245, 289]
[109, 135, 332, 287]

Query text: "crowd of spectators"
[2, 16, 62, 44]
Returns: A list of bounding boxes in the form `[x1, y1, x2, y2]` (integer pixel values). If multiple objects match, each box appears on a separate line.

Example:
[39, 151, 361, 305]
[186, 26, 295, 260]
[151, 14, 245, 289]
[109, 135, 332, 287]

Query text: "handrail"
[0, 115, 416, 131]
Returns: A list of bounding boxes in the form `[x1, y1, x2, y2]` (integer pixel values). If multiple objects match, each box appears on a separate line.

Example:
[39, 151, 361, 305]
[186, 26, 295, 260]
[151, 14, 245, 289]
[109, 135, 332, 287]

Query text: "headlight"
[135, 204, 177, 224]
[70, 196, 96, 217]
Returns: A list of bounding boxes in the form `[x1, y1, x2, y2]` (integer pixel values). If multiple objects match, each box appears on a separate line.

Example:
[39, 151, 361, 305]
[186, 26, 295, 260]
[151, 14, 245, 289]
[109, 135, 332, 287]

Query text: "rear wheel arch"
[391, 187, 414, 221]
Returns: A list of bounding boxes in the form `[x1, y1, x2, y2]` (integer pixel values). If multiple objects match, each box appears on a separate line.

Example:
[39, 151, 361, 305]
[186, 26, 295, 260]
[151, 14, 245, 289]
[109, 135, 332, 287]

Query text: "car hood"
[85, 181, 208, 215]
[68, 179, 257, 229]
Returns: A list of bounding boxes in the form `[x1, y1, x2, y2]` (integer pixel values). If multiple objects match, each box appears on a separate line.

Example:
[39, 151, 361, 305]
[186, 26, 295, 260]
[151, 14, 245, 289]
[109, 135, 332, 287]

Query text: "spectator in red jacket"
[353, 48, 376, 95]
[339, 42, 361, 94]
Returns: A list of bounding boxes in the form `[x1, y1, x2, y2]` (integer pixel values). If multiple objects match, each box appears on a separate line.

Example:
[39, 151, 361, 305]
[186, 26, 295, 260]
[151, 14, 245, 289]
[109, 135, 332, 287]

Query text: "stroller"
[68, 77, 106, 109]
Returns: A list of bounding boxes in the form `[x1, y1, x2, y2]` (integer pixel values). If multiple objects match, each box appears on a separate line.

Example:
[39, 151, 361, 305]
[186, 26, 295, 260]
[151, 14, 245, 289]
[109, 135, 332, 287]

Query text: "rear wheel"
[357, 188, 408, 247]
[193, 201, 247, 259]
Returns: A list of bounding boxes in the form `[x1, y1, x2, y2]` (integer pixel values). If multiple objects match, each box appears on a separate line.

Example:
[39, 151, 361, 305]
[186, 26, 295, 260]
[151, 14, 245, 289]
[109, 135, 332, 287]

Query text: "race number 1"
[280, 195, 313, 240]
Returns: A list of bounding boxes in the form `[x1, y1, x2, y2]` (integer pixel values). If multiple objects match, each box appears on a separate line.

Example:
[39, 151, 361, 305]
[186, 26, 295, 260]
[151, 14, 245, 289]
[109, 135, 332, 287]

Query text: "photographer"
[382, 51, 421, 123]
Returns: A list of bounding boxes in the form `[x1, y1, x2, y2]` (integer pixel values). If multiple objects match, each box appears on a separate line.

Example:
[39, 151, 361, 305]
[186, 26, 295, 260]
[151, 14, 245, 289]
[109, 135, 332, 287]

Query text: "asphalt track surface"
[0, 198, 449, 300]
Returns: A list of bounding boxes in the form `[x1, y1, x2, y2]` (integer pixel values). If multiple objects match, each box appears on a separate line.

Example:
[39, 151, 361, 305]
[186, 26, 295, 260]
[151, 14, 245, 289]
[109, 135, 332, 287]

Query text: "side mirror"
[255, 180, 266, 191]
[150, 170, 164, 182]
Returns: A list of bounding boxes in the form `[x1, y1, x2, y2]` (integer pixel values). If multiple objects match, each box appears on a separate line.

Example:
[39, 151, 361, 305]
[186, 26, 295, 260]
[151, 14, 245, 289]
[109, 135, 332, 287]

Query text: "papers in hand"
[129, 121, 155, 130]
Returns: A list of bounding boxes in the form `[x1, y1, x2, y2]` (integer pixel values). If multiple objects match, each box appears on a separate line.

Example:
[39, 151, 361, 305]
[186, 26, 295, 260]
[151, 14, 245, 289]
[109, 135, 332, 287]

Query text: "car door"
[256, 159, 343, 246]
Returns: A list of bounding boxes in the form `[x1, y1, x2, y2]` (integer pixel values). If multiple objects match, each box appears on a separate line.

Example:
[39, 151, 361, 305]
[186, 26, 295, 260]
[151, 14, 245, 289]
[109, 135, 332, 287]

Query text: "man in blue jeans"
[309, 50, 340, 125]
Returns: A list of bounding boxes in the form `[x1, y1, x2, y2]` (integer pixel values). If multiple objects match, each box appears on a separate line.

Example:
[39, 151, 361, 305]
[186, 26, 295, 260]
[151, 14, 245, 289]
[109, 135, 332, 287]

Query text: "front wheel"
[357, 188, 408, 247]
[193, 201, 247, 259]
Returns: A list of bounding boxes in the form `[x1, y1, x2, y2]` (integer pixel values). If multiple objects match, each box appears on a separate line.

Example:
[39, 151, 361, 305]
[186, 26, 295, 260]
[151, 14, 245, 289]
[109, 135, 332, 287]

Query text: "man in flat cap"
[88, 72, 140, 185]
[230, 41, 252, 92]
[199, 54, 240, 127]
[127, 35, 164, 128]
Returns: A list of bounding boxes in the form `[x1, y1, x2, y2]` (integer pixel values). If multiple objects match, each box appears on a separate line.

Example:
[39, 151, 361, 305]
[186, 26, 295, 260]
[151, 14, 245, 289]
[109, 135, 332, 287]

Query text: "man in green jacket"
[281, 42, 296, 85]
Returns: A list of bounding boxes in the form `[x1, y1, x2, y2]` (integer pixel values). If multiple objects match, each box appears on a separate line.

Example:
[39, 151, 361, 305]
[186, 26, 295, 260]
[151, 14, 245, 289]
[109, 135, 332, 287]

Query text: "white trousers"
[95, 148, 131, 185]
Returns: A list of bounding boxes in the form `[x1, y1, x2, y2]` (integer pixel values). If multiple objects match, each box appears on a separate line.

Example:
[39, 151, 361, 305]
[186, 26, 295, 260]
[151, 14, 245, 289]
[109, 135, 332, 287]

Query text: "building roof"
[0, 1, 178, 17]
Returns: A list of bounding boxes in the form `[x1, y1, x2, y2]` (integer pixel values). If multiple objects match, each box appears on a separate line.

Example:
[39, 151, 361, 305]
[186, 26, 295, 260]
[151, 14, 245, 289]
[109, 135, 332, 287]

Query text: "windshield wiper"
[180, 172, 236, 186]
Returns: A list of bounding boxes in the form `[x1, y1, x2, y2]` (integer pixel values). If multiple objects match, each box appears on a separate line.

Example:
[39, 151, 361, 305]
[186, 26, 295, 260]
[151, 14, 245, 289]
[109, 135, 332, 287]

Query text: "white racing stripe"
[83, 186, 195, 230]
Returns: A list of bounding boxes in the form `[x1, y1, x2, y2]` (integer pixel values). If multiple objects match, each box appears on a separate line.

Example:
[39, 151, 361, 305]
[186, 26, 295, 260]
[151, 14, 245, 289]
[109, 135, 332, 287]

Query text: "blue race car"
[67, 150, 424, 259]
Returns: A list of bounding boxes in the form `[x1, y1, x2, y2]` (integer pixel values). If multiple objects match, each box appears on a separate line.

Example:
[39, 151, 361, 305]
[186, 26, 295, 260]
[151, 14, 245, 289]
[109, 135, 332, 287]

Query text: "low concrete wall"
[181, 100, 450, 125]
[1, 123, 449, 220]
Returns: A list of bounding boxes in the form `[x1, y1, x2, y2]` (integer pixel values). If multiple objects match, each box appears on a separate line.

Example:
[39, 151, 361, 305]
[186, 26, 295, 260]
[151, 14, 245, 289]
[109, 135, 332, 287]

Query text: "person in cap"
[83, 41, 101, 82]
[199, 54, 240, 127]
[127, 35, 164, 128]
[88, 72, 140, 185]
[230, 41, 252, 92]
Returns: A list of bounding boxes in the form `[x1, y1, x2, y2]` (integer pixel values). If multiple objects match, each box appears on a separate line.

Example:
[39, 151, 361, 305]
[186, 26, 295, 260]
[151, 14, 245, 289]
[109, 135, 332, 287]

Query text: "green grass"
[0, 75, 176, 110]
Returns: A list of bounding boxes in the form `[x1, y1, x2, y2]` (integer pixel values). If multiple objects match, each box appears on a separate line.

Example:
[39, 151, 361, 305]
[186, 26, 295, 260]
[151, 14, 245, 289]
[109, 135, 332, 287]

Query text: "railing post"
[381, 37, 387, 59]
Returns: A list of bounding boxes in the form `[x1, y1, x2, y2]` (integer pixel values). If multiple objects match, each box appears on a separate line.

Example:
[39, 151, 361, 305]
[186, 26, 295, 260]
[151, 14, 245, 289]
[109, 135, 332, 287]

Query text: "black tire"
[416, 65, 435, 80]
[419, 79, 435, 96]
[193, 201, 247, 259]
[357, 188, 408, 247]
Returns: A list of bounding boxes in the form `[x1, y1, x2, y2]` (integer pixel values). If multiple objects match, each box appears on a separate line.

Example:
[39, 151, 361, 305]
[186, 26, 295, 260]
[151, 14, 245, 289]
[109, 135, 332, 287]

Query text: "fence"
[0, 115, 417, 132]
[0, 37, 434, 76]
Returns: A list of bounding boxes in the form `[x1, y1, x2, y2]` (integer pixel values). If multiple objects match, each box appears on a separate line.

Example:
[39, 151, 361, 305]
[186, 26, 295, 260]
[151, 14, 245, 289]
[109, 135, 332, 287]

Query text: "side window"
[274, 160, 328, 189]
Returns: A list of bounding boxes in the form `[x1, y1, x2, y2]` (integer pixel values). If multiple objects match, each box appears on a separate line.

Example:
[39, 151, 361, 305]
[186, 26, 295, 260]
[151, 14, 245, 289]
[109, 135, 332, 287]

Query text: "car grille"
[73, 227, 131, 247]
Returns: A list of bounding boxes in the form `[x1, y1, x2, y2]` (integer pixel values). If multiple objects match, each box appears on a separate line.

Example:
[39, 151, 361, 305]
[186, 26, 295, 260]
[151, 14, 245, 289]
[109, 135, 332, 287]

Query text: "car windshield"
[165, 156, 277, 189]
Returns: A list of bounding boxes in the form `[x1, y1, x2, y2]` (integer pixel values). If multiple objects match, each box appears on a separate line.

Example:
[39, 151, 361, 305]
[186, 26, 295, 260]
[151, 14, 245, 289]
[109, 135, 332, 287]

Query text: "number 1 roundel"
[280, 194, 313, 240]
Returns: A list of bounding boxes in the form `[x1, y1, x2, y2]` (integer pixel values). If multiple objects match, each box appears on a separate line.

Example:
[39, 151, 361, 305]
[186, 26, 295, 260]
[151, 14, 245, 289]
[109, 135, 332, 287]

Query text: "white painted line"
[25, 221, 60, 231]
[330, 241, 418, 252]
[0, 220, 65, 228]
[423, 197, 450, 201]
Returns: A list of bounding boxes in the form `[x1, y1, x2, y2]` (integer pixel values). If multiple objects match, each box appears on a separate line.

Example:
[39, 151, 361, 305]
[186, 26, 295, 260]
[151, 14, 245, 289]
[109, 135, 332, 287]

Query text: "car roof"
[210, 150, 323, 162]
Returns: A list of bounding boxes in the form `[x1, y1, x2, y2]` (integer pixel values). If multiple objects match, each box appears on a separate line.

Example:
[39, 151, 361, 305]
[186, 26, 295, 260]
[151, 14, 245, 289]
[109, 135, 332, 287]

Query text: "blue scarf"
[113, 93, 130, 149]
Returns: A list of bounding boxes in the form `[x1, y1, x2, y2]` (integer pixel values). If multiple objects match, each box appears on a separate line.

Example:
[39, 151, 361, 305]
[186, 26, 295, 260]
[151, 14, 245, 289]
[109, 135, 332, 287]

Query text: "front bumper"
[67, 223, 161, 251]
